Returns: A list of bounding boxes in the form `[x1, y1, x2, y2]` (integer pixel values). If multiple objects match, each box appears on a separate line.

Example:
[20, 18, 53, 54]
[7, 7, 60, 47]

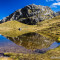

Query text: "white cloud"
[52, 2, 60, 5]
[50, 2, 60, 8]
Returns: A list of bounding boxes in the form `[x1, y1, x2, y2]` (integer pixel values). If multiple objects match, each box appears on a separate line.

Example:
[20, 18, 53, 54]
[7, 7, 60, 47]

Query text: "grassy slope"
[0, 16, 60, 39]
[36, 15, 60, 40]
[0, 21, 36, 37]
[0, 57, 13, 60]
[0, 20, 36, 31]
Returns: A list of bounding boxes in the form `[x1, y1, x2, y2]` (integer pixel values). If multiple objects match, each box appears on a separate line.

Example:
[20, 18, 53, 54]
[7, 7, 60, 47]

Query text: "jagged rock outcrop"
[0, 4, 57, 25]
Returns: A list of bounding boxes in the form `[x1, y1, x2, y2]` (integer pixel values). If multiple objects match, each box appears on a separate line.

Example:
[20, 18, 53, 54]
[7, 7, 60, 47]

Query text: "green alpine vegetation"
[0, 15, 60, 41]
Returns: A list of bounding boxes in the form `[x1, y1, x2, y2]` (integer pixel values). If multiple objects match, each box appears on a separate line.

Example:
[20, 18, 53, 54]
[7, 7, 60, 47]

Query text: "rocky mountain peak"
[0, 4, 57, 25]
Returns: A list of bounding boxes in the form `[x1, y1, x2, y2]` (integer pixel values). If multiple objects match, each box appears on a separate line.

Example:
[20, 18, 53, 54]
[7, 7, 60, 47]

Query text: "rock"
[34, 49, 46, 53]
[0, 4, 57, 25]
[0, 53, 5, 56]
[34, 48, 49, 53]
[18, 28, 21, 31]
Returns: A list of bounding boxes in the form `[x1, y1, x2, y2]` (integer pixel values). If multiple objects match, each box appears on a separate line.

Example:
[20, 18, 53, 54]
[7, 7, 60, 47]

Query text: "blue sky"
[0, 0, 60, 20]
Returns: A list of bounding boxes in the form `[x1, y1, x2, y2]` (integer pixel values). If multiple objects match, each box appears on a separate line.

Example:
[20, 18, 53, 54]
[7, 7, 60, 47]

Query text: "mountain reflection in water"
[35, 42, 60, 53]
[6, 32, 54, 50]
[0, 35, 32, 53]
[0, 32, 56, 54]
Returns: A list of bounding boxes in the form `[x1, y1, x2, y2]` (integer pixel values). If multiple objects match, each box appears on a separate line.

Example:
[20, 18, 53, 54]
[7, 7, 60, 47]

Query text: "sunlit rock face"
[0, 4, 57, 25]
[6, 32, 54, 50]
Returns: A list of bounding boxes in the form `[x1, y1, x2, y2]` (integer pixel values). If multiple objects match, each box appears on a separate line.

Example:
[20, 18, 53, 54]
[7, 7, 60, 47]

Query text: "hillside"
[0, 20, 36, 30]
[0, 20, 36, 37]
[36, 15, 60, 40]
[0, 15, 60, 41]
[0, 4, 57, 25]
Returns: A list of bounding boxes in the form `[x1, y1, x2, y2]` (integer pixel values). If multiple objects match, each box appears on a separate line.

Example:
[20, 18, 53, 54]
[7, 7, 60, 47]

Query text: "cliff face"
[0, 4, 57, 25]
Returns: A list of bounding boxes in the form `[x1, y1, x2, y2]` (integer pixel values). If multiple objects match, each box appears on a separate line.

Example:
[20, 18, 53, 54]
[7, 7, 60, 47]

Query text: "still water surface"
[0, 32, 60, 54]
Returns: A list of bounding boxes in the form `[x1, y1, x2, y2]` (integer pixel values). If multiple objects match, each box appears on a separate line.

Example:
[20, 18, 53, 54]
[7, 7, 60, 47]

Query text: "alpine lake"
[0, 30, 60, 60]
